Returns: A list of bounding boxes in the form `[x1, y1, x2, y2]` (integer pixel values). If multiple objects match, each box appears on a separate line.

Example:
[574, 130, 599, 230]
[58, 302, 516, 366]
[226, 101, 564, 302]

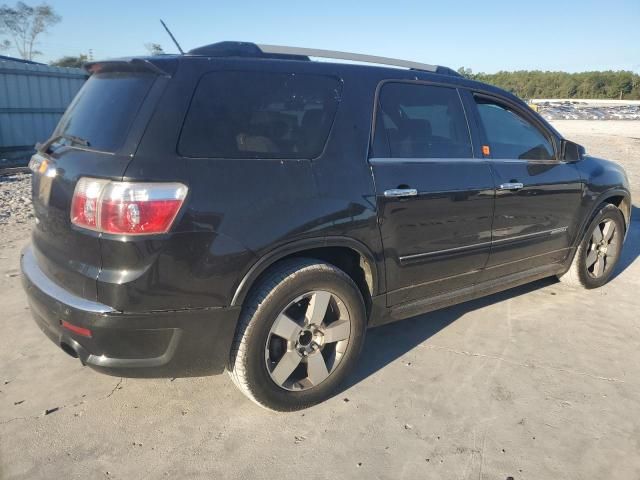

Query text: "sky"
[5, 0, 640, 73]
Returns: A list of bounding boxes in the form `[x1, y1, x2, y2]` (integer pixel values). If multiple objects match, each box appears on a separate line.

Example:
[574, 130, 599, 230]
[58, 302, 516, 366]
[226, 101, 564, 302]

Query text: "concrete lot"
[1, 121, 639, 479]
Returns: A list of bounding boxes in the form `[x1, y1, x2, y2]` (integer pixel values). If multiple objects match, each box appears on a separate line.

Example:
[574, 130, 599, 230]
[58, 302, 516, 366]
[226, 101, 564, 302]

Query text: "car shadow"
[339, 204, 640, 394]
[339, 276, 557, 393]
[612, 204, 640, 279]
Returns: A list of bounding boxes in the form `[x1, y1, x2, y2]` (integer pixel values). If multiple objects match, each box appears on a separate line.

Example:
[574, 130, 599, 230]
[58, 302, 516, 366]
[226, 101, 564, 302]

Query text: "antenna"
[160, 19, 184, 55]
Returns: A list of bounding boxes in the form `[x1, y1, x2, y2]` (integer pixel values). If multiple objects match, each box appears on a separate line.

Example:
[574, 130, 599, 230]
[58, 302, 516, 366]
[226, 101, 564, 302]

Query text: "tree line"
[2, 2, 639, 100]
[457, 68, 640, 100]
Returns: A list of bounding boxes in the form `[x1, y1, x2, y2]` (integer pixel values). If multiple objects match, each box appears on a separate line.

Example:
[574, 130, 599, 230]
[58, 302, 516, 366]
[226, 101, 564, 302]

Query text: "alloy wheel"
[585, 219, 619, 278]
[265, 290, 351, 391]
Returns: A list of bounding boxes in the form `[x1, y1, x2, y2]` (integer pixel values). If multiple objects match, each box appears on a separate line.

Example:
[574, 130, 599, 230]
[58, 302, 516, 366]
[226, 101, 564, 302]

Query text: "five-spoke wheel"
[585, 219, 619, 278]
[266, 291, 351, 390]
[558, 203, 625, 288]
[228, 259, 366, 411]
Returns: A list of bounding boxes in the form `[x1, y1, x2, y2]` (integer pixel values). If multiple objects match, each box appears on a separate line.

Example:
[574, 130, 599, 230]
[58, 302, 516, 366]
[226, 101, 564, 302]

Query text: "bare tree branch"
[0, 2, 61, 60]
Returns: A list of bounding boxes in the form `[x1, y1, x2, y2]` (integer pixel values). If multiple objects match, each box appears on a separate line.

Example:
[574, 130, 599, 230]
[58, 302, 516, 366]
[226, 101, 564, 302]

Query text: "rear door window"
[373, 83, 473, 158]
[55, 73, 156, 152]
[474, 97, 555, 160]
[178, 71, 342, 159]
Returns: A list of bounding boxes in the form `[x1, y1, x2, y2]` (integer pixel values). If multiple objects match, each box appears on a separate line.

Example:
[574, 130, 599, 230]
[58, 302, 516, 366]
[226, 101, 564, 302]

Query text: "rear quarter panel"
[98, 59, 384, 312]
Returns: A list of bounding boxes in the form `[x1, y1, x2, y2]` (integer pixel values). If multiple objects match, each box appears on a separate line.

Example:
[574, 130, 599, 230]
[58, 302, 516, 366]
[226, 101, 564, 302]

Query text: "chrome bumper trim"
[21, 244, 115, 314]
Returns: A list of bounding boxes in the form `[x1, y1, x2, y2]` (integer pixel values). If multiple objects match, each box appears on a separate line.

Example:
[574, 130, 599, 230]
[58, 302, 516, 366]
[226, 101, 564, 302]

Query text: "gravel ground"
[0, 121, 639, 480]
[538, 102, 640, 121]
[552, 120, 640, 192]
[0, 174, 32, 227]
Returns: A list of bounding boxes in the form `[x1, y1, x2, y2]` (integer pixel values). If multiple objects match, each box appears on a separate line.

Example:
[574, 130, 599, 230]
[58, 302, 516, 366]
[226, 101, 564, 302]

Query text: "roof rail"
[258, 44, 440, 73]
[187, 42, 459, 76]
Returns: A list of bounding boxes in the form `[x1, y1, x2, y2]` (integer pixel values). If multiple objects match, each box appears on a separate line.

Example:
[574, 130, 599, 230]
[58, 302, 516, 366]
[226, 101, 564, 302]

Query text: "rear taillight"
[71, 178, 109, 230]
[70, 178, 187, 235]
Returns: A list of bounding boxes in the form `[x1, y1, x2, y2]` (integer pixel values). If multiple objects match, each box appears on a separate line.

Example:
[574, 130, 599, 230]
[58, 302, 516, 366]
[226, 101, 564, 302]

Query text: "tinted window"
[56, 73, 155, 152]
[475, 98, 554, 160]
[373, 83, 472, 158]
[179, 72, 342, 158]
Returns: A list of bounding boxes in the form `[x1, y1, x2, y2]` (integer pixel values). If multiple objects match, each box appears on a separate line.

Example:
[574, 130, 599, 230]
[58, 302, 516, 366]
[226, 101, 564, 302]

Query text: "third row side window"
[179, 71, 342, 159]
[373, 83, 473, 159]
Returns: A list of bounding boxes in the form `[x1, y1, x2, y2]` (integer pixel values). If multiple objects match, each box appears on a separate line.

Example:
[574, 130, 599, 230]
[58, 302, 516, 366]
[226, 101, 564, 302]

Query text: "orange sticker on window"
[38, 159, 48, 174]
[482, 145, 491, 156]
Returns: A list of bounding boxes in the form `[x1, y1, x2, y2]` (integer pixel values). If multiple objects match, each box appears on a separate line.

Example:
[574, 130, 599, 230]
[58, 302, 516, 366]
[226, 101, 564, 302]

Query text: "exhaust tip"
[60, 342, 79, 359]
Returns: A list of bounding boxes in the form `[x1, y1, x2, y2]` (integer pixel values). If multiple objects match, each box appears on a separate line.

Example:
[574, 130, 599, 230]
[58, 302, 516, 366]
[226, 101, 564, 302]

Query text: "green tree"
[50, 53, 88, 68]
[0, 2, 60, 60]
[470, 70, 640, 100]
[456, 66, 474, 79]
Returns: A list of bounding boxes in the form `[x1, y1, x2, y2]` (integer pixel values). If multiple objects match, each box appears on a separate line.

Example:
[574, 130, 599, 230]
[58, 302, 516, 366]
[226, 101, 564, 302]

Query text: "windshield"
[54, 72, 156, 152]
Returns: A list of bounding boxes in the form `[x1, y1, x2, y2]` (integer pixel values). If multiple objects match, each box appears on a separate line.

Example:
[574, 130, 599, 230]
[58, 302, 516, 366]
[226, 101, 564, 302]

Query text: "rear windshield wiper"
[61, 134, 91, 147]
[41, 134, 91, 153]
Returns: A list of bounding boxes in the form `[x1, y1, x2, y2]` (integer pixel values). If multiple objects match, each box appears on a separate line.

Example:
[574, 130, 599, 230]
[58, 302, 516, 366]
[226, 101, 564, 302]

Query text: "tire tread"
[558, 203, 624, 289]
[228, 258, 358, 410]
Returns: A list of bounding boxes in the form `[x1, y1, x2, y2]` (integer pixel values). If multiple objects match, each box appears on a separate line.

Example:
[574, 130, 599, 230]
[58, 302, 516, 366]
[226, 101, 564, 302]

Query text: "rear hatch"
[30, 61, 166, 302]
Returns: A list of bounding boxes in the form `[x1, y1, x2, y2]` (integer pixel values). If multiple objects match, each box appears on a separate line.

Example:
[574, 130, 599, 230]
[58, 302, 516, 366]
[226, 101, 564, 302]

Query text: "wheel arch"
[230, 237, 382, 312]
[607, 193, 632, 231]
[572, 189, 631, 251]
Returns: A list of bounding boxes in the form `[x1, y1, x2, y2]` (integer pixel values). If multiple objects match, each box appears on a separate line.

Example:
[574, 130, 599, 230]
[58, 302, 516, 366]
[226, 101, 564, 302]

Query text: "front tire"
[558, 204, 625, 289]
[228, 258, 366, 411]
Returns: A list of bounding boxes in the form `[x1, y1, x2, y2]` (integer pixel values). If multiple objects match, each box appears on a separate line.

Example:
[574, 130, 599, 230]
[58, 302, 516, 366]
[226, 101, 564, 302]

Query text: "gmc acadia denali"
[21, 42, 631, 410]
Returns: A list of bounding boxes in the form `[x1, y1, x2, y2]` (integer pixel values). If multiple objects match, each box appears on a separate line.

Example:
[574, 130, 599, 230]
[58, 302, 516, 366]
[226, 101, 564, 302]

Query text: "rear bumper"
[21, 245, 241, 377]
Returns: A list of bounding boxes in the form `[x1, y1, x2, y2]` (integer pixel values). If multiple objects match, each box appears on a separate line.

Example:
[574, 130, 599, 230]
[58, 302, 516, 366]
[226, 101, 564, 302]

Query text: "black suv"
[21, 42, 631, 411]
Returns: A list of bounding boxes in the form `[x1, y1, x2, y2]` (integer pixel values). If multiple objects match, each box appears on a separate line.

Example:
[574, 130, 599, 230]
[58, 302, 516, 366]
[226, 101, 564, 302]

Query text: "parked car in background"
[21, 42, 631, 410]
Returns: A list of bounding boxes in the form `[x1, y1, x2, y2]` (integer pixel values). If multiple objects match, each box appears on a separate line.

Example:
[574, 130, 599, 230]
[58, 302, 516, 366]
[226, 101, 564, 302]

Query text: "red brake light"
[70, 178, 187, 235]
[61, 320, 92, 338]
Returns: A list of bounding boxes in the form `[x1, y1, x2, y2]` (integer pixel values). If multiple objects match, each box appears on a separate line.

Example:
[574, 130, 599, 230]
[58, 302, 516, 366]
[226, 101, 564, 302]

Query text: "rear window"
[178, 71, 342, 159]
[55, 73, 155, 152]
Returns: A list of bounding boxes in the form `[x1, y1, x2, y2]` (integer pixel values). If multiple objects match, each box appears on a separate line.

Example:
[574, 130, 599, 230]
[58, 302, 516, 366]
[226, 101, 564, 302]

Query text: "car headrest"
[403, 118, 432, 139]
[301, 109, 324, 131]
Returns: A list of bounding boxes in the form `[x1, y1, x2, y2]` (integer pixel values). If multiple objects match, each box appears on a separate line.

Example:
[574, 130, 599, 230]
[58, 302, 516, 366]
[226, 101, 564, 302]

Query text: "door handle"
[498, 182, 524, 191]
[383, 188, 418, 198]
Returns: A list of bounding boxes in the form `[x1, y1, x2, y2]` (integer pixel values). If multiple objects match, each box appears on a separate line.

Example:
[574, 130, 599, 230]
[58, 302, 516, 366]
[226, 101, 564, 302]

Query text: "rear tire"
[558, 204, 625, 289]
[228, 258, 366, 411]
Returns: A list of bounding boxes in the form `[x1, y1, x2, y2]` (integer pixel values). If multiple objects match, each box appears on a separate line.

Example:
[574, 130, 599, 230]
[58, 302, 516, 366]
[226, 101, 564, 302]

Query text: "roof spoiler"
[84, 58, 175, 77]
[188, 41, 309, 61]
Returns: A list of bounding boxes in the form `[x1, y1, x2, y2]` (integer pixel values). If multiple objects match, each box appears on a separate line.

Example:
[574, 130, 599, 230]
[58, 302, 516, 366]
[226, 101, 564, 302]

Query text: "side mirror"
[561, 139, 585, 162]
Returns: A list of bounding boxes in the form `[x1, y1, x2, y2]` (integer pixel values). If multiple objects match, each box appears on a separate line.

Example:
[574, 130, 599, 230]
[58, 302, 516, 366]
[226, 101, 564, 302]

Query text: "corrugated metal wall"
[0, 59, 86, 153]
